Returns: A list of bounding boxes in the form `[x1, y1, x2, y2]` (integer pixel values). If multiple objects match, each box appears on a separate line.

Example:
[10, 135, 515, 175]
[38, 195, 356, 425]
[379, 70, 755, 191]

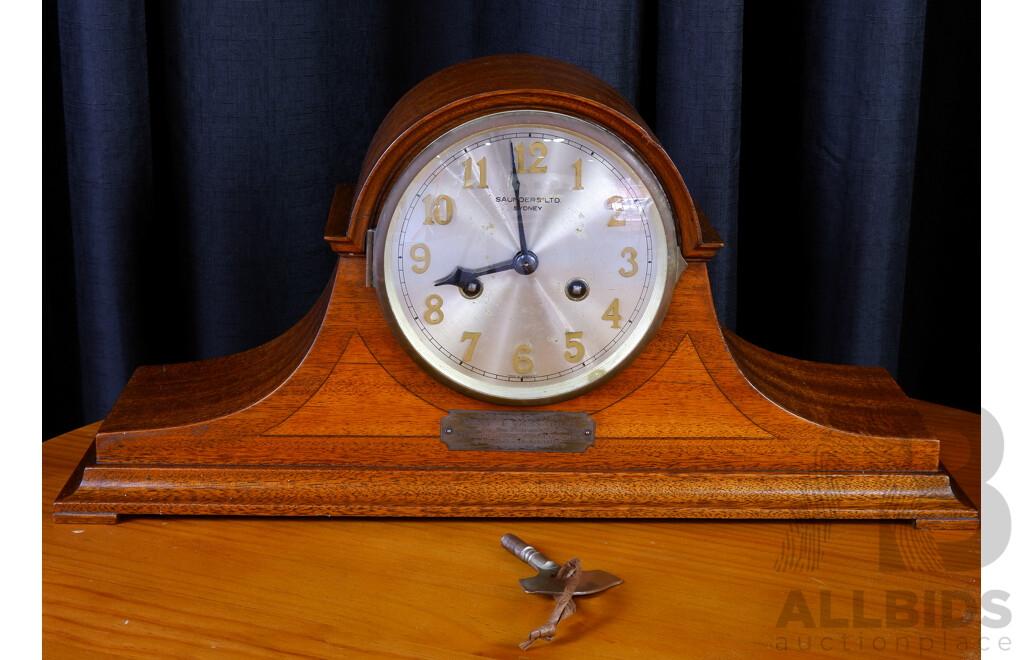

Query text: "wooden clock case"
[54, 55, 977, 528]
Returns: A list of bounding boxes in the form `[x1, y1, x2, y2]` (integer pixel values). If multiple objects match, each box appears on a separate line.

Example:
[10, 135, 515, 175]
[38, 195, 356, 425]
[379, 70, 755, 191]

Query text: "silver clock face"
[373, 110, 683, 405]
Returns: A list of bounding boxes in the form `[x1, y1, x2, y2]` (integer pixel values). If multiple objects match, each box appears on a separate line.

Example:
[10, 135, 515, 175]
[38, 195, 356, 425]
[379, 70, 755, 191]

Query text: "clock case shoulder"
[324, 54, 722, 260]
[53, 248, 977, 526]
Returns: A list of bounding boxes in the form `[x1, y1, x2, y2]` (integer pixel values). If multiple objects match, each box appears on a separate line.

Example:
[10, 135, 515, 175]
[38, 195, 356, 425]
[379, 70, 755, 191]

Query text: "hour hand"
[434, 259, 516, 297]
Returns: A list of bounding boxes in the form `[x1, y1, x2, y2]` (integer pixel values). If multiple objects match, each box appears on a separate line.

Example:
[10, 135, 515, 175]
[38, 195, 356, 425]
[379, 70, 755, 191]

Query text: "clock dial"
[373, 110, 683, 404]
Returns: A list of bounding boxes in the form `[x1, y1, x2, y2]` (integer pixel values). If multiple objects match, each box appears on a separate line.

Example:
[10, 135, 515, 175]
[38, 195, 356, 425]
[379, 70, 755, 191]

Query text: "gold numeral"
[423, 194, 454, 225]
[409, 243, 430, 273]
[423, 294, 444, 325]
[606, 195, 626, 226]
[564, 331, 585, 363]
[572, 159, 583, 190]
[602, 299, 622, 328]
[512, 344, 534, 375]
[461, 156, 488, 188]
[461, 331, 481, 362]
[619, 247, 638, 277]
[514, 141, 547, 173]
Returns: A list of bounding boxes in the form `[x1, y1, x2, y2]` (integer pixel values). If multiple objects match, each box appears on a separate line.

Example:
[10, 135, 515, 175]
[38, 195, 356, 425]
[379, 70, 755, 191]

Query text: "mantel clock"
[54, 55, 977, 528]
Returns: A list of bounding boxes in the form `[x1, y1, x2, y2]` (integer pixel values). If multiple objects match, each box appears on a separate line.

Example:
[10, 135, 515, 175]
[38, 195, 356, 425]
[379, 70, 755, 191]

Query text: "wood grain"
[723, 328, 933, 439]
[43, 412, 982, 658]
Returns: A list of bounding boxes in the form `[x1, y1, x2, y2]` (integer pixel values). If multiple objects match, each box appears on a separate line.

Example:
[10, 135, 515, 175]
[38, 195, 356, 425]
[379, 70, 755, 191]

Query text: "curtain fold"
[656, 0, 745, 329]
[44, 0, 979, 438]
[798, 0, 927, 374]
[57, 0, 153, 421]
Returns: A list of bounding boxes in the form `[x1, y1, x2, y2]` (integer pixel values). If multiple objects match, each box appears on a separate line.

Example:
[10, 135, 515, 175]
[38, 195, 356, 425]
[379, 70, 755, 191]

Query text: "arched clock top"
[324, 54, 722, 260]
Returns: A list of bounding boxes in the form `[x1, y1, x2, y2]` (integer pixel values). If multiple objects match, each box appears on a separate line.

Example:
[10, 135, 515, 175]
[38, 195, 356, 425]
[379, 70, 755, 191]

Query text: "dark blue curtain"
[44, 0, 979, 439]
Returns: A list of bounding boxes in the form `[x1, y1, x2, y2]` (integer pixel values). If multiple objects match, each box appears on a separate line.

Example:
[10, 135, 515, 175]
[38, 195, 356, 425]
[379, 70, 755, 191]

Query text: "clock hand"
[435, 259, 516, 285]
[434, 258, 517, 297]
[434, 143, 540, 298]
[510, 142, 529, 256]
[508, 142, 539, 275]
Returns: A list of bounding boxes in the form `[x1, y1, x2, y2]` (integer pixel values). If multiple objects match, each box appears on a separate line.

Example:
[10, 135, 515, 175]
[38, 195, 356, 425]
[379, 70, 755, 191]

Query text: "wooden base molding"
[54, 461, 975, 527]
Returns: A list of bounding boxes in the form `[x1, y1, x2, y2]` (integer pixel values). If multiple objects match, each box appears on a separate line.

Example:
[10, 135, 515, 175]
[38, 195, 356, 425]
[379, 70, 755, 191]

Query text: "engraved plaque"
[440, 410, 595, 452]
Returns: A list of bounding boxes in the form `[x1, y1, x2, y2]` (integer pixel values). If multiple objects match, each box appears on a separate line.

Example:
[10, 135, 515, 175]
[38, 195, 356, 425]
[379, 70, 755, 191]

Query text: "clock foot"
[53, 511, 119, 524]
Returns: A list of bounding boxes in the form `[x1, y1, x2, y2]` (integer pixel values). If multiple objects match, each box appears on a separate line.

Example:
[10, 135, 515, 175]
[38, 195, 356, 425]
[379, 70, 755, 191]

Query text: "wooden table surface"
[42, 400, 980, 659]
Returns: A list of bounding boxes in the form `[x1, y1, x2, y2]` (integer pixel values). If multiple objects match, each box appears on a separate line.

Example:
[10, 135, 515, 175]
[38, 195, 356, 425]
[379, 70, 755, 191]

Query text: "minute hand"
[510, 142, 528, 254]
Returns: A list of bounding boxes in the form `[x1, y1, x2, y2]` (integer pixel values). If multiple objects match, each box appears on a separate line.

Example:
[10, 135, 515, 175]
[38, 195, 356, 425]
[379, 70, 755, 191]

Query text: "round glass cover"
[373, 110, 683, 405]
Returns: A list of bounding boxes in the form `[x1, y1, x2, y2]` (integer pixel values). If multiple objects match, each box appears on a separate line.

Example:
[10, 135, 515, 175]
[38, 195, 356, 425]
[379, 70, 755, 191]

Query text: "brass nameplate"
[440, 410, 595, 453]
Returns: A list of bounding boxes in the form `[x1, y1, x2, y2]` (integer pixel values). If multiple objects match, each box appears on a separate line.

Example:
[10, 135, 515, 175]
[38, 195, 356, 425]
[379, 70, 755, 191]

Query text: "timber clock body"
[54, 55, 977, 528]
